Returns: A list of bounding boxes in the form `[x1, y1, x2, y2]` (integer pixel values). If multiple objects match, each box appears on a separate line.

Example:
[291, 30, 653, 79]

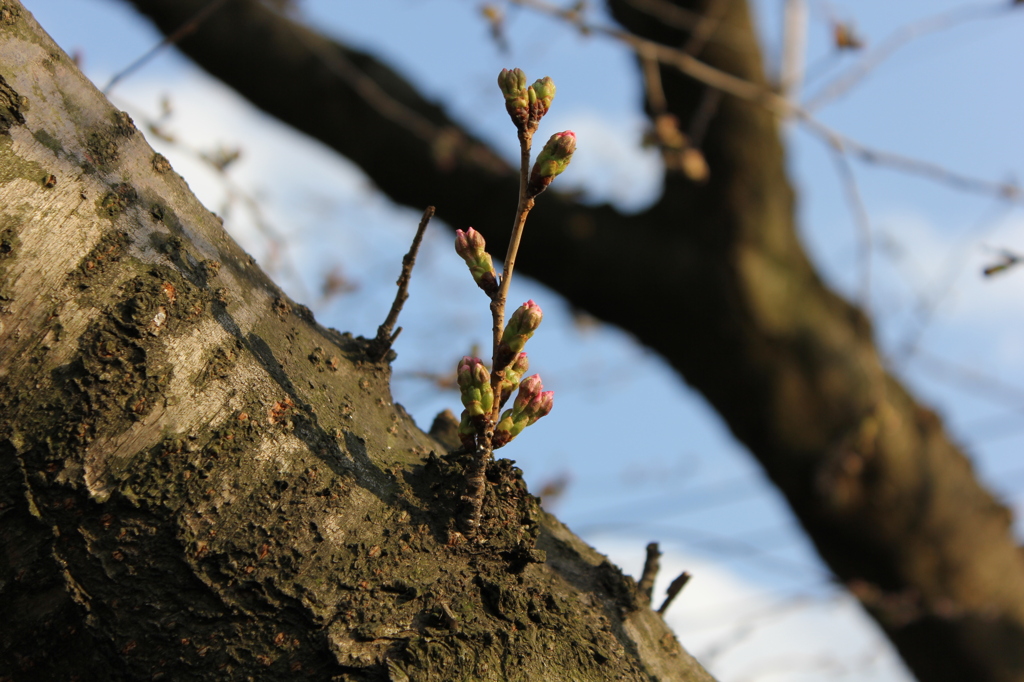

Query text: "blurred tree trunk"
[115, 0, 1024, 680]
[0, 5, 716, 680]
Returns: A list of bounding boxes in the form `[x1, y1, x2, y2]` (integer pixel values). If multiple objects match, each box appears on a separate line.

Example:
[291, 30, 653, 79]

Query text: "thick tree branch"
[116, 1, 1024, 680]
[0, 4, 715, 679]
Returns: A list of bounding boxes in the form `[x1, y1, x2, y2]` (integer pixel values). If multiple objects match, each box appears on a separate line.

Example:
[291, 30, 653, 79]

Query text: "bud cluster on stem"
[493, 374, 554, 448]
[454, 67, 576, 535]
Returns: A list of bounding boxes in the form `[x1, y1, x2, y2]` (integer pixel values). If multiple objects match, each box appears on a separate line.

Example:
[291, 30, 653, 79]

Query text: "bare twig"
[804, 3, 1010, 112]
[779, 0, 808, 101]
[510, 0, 1024, 203]
[638, 542, 661, 604]
[464, 122, 539, 537]
[657, 570, 692, 615]
[828, 146, 872, 311]
[372, 206, 435, 361]
[682, 0, 730, 56]
[895, 201, 1012, 360]
[620, 0, 749, 49]
[104, 0, 231, 94]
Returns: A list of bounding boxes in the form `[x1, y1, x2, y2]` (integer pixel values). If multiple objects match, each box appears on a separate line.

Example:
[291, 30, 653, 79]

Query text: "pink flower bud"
[454, 227, 498, 296]
[456, 356, 493, 417]
[527, 131, 576, 198]
[495, 300, 543, 370]
[454, 227, 486, 261]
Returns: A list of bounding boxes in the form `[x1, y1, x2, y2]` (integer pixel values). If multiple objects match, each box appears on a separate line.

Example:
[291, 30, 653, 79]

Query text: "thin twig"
[829, 146, 872, 311]
[465, 126, 538, 538]
[619, 0, 749, 49]
[682, 0, 730, 56]
[657, 570, 692, 615]
[895, 201, 1012, 360]
[372, 206, 435, 361]
[638, 542, 661, 604]
[804, 3, 1010, 112]
[779, 0, 808, 102]
[510, 0, 1024, 203]
[104, 0, 231, 94]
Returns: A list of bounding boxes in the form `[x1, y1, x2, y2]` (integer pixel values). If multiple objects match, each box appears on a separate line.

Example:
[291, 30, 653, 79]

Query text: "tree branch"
[117, 1, 1024, 679]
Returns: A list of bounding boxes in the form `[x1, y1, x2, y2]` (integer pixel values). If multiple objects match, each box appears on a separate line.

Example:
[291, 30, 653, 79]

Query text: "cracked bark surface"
[112, 0, 1024, 680]
[0, 3, 716, 680]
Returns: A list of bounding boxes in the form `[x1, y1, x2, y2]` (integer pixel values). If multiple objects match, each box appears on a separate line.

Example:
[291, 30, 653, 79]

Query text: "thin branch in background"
[620, 0, 749, 49]
[681, 0, 730, 56]
[910, 349, 1024, 407]
[509, 0, 1024, 204]
[104, 0, 231, 94]
[279, 6, 510, 176]
[696, 593, 823, 666]
[894, 201, 1013, 360]
[795, 115, 1023, 201]
[829, 145, 872, 311]
[804, 2, 1013, 112]
[371, 206, 435, 361]
[638, 542, 661, 604]
[982, 248, 1022, 277]
[779, 0, 808, 102]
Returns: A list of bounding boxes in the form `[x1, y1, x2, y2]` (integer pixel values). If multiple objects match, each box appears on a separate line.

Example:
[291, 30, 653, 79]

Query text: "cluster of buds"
[457, 356, 495, 450]
[494, 300, 542, 371]
[498, 68, 556, 135]
[454, 227, 498, 296]
[493, 374, 554, 448]
[527, 131, 577, 198]
[451, 67, 575, 458]
[455, 301, 552, 451]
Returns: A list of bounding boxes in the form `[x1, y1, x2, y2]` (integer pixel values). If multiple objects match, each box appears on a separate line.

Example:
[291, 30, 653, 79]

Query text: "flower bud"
[457, 356, 494, 418]
[527, 77, 556, 130]
[498, 68, 529, 132]
[454, 228, 498, 296]
[514, 374, 544, 408]
[527, 131, 576, 198]
[492, 409, 523, 448]
[492, 377, 553, 448]
[495, 300, 543, 369]
[496, 352, 529, 408]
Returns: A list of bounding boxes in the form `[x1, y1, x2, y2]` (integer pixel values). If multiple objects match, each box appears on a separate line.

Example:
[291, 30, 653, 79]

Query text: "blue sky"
[22, 1, 1024, 679]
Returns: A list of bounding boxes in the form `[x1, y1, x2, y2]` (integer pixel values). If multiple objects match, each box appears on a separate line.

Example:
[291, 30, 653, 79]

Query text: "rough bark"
[113, 0, 1024, 680]
[0, 4, 716, 680]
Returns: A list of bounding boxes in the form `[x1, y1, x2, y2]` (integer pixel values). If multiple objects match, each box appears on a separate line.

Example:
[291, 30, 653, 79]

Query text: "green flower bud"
[527, 131, 576, 198]
[496, 352, 529, 408]
[457, 356, 494, 417]
[498, 68, 529, 131]
[455, 228, 498, 296]
[495, 300, 543, 370]
[527, 76, 556, 129]
[492, 376, 553, 448]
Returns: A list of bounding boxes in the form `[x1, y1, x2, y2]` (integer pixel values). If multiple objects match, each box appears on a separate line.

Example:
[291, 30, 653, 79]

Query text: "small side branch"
[638, 542, 661, 605]
[371, 206, 435, 361]
[105, 0, 231, 94]
[657, 571, 692, 615]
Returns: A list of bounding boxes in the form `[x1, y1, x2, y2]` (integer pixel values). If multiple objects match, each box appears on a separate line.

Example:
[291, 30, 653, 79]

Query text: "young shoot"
[453, 68, 576, 535]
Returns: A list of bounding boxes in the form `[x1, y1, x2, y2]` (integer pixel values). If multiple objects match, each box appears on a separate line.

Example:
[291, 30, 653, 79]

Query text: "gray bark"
[0, 4, 715, 680]
[113, 0, 1024, 679]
